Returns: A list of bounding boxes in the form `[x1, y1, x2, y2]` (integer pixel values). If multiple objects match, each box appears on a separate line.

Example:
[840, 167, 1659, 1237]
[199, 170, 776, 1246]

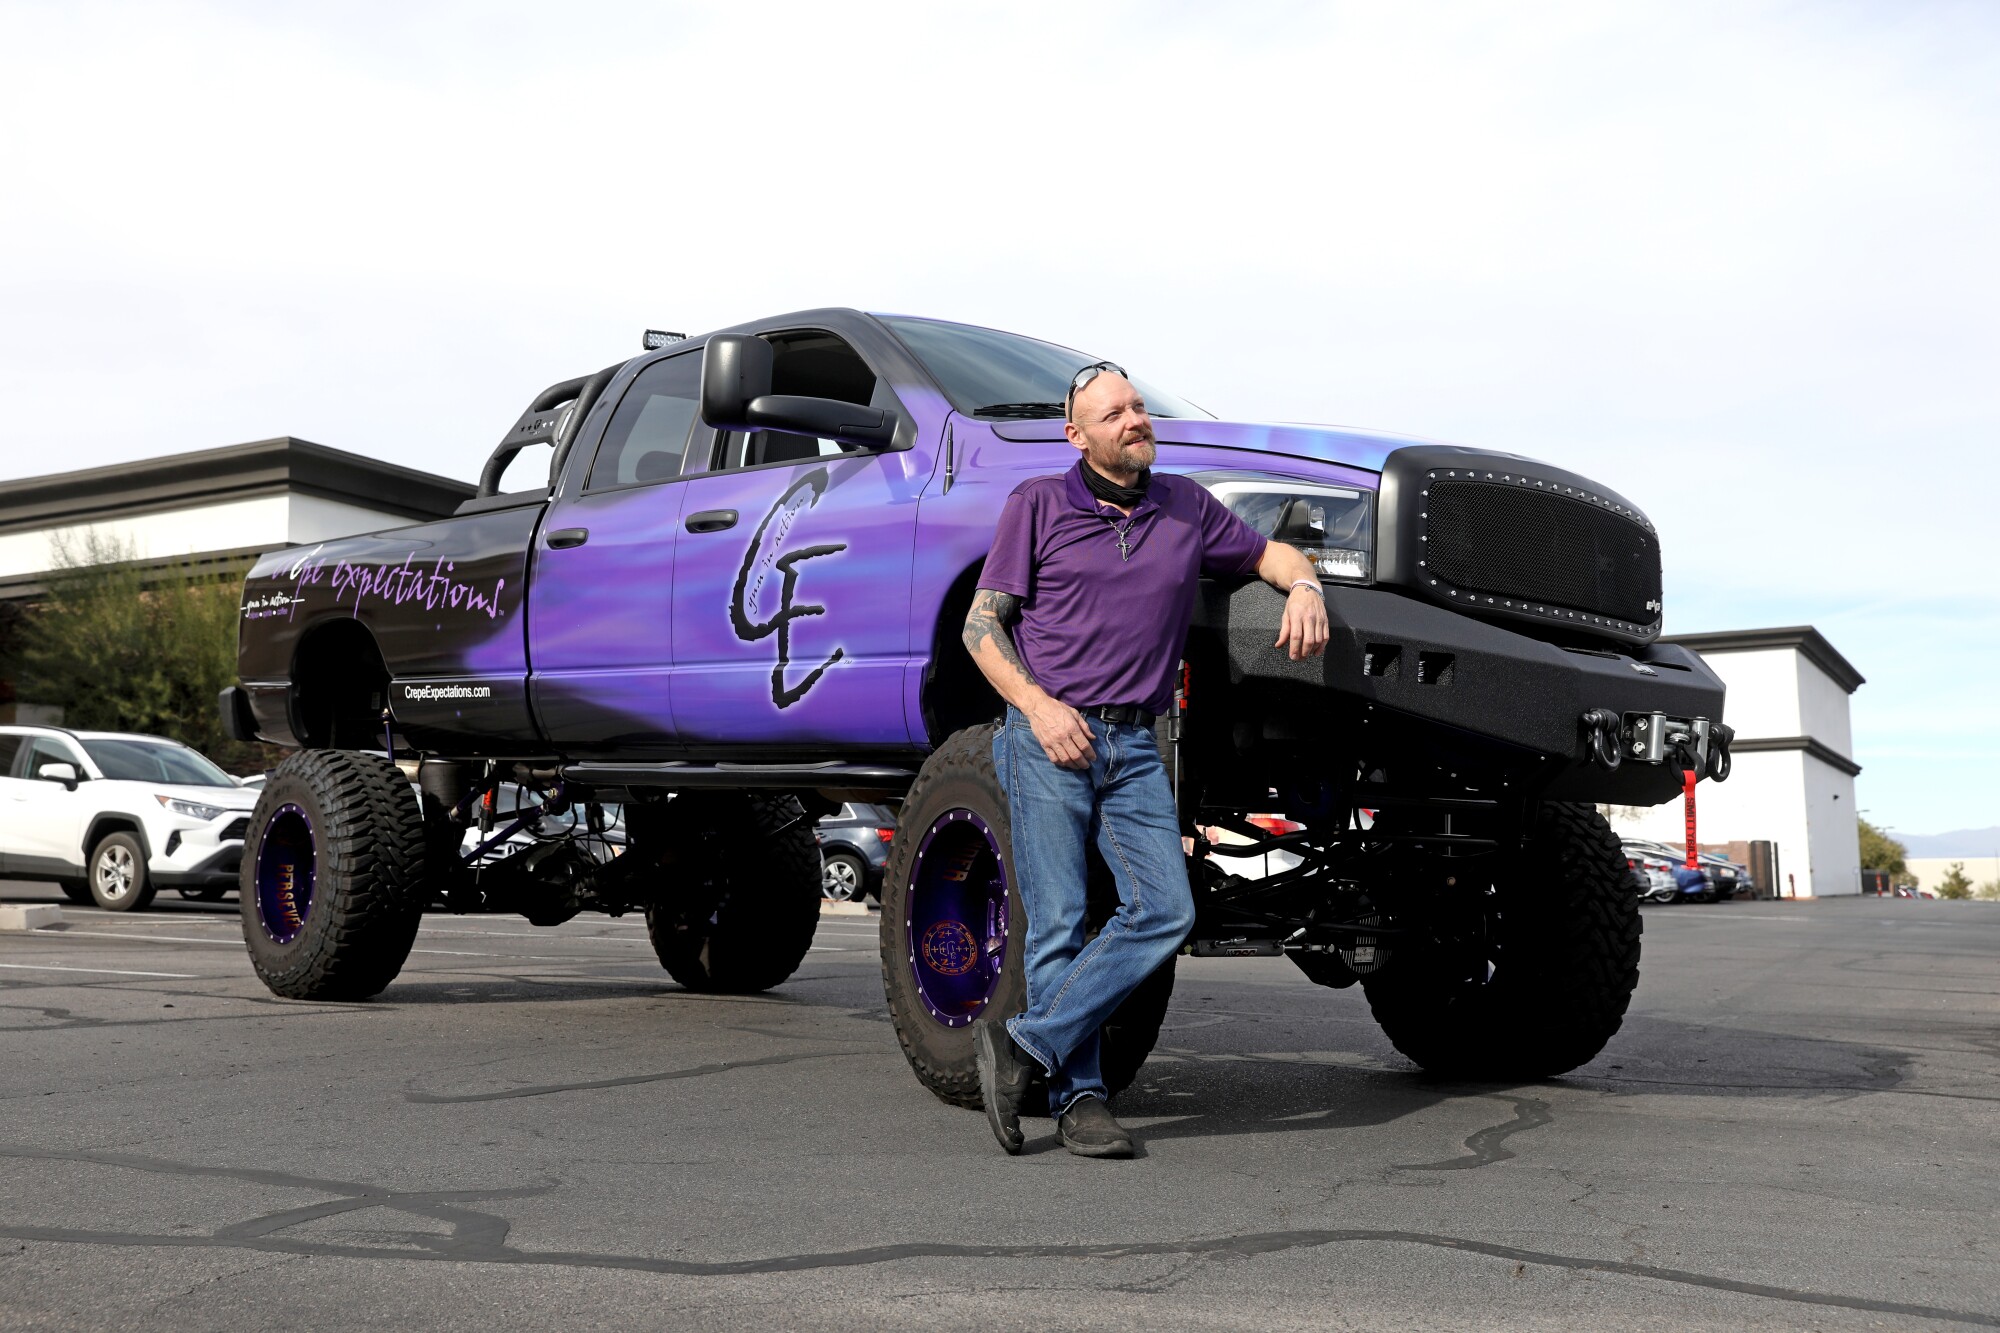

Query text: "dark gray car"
[816, 802, 896, 902]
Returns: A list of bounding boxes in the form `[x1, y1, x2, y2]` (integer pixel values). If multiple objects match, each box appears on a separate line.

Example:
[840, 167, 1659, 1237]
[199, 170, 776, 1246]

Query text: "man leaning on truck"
[960, 362, 1330, 1158]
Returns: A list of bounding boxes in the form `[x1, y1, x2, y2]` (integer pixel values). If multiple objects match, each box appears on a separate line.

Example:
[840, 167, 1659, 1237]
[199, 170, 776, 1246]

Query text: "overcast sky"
[2, 0, 1994, 836]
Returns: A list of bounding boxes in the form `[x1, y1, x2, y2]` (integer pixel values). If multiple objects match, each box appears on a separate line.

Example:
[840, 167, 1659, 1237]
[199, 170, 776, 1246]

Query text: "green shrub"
[1857, 818, 1907, 876]
[14, 531, 279, 774]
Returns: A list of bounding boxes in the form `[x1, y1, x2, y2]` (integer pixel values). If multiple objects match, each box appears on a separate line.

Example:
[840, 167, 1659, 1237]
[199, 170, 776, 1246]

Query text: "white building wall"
[0, 496, 293, 579]
[1707, 648, 1802, 738]
[286, 494, 424, 546]
[1802, 756, 1861, 896]
[1797, 658, 1855, 757]
[1907, 857, 2000, 893]
[0, 494, 426, 581]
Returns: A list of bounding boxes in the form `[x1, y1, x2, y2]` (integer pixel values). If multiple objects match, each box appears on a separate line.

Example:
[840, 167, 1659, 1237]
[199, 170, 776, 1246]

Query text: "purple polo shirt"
[981, 462, 1268, 716]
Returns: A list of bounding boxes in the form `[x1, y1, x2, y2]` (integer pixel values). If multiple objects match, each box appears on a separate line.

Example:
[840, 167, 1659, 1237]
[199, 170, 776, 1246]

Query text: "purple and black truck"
[224, 309, 1733, 1101]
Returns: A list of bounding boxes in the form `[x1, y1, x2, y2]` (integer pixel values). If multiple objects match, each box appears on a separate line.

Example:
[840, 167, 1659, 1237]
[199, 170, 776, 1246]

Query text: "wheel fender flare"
[85, 816, 151, 868]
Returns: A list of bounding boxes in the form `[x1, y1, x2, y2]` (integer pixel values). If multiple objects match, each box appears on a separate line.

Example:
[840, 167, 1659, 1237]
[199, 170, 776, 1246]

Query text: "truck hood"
[985, 417, 1438, 478]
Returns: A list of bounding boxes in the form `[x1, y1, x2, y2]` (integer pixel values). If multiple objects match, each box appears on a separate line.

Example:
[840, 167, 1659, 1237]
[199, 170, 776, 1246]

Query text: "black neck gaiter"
[1081, 459, 1152, 509]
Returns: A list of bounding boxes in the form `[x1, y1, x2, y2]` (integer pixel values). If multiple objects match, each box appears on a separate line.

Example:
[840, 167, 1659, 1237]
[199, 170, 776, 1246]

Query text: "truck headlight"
[1195, 475, 1374, 581]
[156, 796, 226, 821]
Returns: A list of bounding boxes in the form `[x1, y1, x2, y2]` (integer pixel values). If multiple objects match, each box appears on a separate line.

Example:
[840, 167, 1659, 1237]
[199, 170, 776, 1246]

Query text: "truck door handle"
[546, 527, 589, 549]
[685, 509, 738, 533]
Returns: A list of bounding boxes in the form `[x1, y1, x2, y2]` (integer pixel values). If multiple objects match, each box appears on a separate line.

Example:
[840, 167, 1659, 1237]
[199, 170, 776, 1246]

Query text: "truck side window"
[719, 330, 891, 470]
[585, 352, 704, 492]
[0, 733, 22, 777]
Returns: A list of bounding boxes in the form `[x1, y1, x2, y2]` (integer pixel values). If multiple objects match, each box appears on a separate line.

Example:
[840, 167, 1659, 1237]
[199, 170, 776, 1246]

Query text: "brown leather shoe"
[974, 1019, 1032, 1155]
[1057, 1095, 1135, 1158]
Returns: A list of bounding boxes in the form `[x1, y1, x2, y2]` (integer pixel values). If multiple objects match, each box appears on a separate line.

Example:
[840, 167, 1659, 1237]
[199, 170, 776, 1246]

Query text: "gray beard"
[1088, 439, 1154, 483]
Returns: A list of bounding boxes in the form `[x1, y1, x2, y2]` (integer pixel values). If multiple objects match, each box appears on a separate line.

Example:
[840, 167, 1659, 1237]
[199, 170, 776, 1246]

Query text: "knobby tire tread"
[880, 726, 998, 1108]
[240, 749, 425, 1001]
[644, 793, 821, 994]
[1362, 800, 1642, 1079]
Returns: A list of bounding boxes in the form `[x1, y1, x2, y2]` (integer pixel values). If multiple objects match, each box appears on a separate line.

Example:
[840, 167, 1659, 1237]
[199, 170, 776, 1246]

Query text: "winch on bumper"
[1187, 580, 1730, 806]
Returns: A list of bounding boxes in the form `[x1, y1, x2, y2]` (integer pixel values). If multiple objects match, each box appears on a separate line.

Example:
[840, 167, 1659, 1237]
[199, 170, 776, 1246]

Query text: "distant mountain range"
[1902, 827, 2000, 858]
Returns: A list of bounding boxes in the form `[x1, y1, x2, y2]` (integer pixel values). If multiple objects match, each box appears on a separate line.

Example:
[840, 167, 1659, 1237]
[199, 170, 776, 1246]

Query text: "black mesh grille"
[1425, 480, 1660, 623]
[220, 818, 250, 843]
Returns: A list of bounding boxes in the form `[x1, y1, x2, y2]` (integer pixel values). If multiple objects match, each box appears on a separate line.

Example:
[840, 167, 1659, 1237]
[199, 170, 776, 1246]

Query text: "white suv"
[0, 727, 261, 911]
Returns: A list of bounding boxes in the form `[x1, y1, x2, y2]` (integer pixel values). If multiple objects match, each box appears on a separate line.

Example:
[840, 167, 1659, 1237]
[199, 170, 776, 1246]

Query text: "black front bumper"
[1190, 581, 1726, 805]
[153, 846, 243, 890]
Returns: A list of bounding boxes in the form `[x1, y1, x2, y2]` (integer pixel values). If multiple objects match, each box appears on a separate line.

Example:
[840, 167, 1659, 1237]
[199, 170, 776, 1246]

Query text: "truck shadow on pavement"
[363, 975, 851, 1006]
[1110, 1011, 1925, 1151]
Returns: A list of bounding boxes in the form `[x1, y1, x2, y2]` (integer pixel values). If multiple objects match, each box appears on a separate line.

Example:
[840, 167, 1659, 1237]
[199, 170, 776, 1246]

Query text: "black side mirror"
[700, 334, 774, 427]
[700, 334, 901, 451]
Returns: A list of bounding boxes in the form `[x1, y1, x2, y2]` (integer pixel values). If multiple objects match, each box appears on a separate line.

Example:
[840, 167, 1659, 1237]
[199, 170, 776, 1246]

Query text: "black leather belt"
[1079, 704, 1155, 727]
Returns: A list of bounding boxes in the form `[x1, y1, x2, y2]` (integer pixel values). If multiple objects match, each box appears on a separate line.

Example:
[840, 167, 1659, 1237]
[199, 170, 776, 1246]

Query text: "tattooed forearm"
[962, 588, 1033, 681]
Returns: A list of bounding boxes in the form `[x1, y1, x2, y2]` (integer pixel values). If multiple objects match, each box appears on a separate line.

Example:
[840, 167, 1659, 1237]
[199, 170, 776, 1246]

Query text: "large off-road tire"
[880, 724, 1177, 1110]
[643, 793, 821, 993]
[88, 832, 155, 912]
[1361, 801, 1641, 1079]
[238, 749, 426, 1000]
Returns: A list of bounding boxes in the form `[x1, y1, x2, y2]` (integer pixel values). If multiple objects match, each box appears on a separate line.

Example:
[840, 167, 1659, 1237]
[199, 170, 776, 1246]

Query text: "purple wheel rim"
[255, 804, 316, 945]
[904, 808, 1009, 1029]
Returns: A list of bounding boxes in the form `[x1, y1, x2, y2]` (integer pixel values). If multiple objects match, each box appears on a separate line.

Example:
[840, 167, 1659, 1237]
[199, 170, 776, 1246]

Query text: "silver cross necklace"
[1100, 509, 1138, 560]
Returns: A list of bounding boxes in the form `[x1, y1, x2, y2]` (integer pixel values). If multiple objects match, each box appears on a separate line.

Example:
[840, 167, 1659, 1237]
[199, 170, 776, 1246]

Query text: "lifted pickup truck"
[225, 309, 1731, 1099]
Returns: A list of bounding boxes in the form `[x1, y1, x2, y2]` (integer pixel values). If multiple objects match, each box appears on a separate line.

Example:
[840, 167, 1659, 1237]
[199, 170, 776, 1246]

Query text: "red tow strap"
[1682, 768, 1699, 869]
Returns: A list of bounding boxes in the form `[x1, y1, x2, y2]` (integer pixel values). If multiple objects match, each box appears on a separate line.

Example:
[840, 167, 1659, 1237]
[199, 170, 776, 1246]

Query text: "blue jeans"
[993, 705, 1194, 1113]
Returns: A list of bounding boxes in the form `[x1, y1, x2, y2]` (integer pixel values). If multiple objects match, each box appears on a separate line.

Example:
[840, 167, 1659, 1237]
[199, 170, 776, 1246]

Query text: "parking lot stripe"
[0, 962, 197, 979]
[42, 931, 237, 946]
[56, 913, 233, 924]
[418, 929, 648, 943]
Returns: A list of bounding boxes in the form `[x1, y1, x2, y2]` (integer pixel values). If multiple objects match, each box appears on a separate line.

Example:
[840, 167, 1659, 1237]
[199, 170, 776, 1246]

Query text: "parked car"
[1621, 838, 1717, 903]
[1204, 813, 1307, 881]
[1673, 862, 1713, 902]
[1697, 851, 1748, 900]
[815, 802, 896, 901]
[1620, 838, 1680, 904]
[0, 726, 261, 911]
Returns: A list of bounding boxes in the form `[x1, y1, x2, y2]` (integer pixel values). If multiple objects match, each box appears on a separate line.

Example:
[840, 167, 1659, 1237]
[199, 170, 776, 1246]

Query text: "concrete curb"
[0, 904, 64, 931]
[819, 900, 872, 917]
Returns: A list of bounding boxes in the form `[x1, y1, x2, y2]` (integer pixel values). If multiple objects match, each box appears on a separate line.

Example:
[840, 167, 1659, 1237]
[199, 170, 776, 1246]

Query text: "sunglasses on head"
[1064, 360, 1129, 420]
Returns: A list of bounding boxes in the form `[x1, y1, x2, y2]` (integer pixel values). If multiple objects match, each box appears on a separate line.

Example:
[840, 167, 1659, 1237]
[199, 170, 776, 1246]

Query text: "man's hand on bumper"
[1255, 541, 1331, 661]
[1276, 585, 1330, 661]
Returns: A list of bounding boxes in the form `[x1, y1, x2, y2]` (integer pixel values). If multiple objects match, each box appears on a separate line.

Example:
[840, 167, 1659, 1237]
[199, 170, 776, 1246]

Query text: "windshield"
[882, 317, 1212, 421]
[81, 738, 235, 787]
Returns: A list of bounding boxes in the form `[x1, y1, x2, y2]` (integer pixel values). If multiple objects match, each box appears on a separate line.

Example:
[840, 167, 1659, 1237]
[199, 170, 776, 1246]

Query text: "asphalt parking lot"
[1, 886, 1995, 1331]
